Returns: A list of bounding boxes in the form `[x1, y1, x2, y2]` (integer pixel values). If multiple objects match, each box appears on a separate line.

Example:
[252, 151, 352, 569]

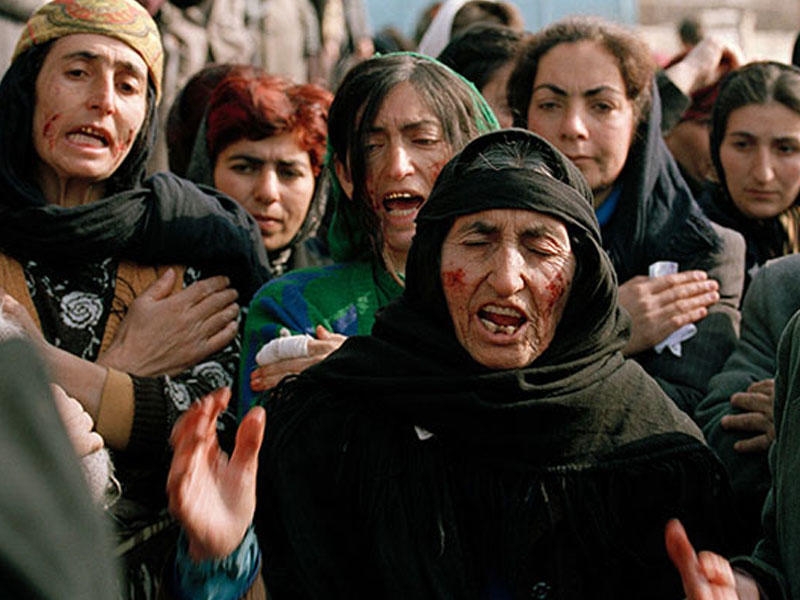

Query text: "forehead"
[43, 33, 147, 76]
[220, 132, 311, 162]
[535, 40, 625, 91]
[371, 81, 442, 129]
[449, 207, 569, 236]
[725, 102, 800, 135]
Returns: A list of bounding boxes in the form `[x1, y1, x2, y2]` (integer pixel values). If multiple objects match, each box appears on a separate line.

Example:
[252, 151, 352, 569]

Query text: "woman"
[185, 70, 334, 276]
[508, 16, 745, 414]
[239, 52, 497, 411]
[168, 129, 739, 598]
[698, 61, 800, 291]
[437, 22, 524, 128]
[0, 0, 270, 595]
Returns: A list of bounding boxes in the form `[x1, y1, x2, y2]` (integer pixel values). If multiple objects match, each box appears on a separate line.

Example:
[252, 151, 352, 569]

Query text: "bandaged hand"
[250, 325, 347, 391]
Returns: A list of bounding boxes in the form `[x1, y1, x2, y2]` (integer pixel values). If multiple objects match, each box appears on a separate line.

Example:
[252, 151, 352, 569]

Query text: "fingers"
[143, 268, 177, 301]
[721, 411, 772, 434]
[51, 384, 104, 457]
[697, 551, 736, 588]
[250, 355, 327, 391]
[729, 390, 773, 416]
[733, 434, 772, 453]
[746, 378, 774, 396]
[178, 276, 237, 309]
[230, 406, 266, 476]
[665, 519, 702, 587]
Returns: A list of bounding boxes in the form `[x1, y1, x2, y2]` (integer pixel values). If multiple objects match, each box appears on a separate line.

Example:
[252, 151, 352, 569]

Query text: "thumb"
[144, 268, 177, 301]
[315, 324, 334, 340]
[665, 519, 703, 593]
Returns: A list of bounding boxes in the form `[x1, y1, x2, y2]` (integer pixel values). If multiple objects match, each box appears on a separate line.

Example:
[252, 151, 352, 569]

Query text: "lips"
[382, 191, 424, 216]
[66, 125, 111, 147]
[478, 305, 526, 335]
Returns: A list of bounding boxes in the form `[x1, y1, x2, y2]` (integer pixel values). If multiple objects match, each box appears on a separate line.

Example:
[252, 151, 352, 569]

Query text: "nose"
[88, 74, 116, 115]
[559, 106, 589, 140]
[488, 245, 526, 296]
[750, 146, 775, 183]
[386, 142, 414, 180]
[254, 169, 280, 205]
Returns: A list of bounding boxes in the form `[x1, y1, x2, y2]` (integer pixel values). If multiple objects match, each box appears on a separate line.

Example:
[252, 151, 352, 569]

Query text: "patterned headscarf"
[13, 0, 163, 101]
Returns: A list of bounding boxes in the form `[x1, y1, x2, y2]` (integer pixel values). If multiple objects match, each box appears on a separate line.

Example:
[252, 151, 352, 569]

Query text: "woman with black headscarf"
[167, 130, 739, 599]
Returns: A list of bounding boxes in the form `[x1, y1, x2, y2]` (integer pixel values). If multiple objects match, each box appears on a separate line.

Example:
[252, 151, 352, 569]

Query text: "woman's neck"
[36, 162, 105, 207]
[382, 247, 408, 287]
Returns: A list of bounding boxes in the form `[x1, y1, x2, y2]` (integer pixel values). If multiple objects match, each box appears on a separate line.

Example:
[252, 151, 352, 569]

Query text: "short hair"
[450, 1, 524, 39]
[437, 23, 524, 91]
[678, 17, 704, 47]
[710, 61, 800, 198]
[205, 74, 333, 177]
[166, 63, 257, 177]
[508, 16, 655, 129]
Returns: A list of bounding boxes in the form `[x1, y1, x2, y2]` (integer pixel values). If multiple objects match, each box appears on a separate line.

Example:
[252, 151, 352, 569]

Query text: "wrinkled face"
[719, 102, 800, 220]
[33, 34, 148, 185]
[213, 133, 316, 252]
[441, 208, 576, 369]
[526, 41, 636, 206]
[481, 61, 515, 128]
[355, 81, 453, 265]
[665, 118, 714, 186]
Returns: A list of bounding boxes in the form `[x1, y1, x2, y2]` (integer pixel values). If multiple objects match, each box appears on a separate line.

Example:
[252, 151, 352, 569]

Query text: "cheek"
[441, 267, 470, 316]
[41, 113, 62, 151]
[426, 157, 448, 185]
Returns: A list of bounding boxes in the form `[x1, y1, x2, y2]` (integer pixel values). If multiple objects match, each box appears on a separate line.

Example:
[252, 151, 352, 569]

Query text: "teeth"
[479, 318, 517, 335]
[483, 305, 523, 318]
[384, 192, 415, 200]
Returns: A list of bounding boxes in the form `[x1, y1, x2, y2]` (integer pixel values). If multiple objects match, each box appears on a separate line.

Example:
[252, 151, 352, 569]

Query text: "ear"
[334, 158, 355, 200]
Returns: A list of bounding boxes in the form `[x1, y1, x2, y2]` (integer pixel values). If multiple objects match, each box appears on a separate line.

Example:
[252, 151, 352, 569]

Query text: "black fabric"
[254, 130, 739, 599]
[602, 82, 722, 282]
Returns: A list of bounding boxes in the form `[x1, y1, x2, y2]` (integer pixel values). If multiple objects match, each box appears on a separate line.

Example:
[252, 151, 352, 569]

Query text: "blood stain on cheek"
[43, 113, 61, 151]
[112, 127, 136, 158]
[442, 268, 466, 289]
[544, 272, 568, 313]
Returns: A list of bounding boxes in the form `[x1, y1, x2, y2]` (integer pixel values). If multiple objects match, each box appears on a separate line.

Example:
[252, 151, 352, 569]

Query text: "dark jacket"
[603, 84, 744, 414]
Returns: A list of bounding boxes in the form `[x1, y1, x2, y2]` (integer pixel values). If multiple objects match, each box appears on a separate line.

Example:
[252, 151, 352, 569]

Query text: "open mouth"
[478, 305, 526, 335]
[383, 191, 424, 216]
[67, 126, 111, 148]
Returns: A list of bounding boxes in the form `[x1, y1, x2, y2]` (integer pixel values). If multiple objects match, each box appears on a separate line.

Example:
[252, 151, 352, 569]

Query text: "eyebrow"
[367, 119, 442, 135]
[226, 154, 307, 168]
[458, 219, 557, 239]
[532, 83, 624, 98]
[62, 50, 146, 81]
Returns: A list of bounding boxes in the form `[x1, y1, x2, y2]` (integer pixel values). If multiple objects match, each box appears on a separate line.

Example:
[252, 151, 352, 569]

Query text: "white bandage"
[255, 334, 311, 365]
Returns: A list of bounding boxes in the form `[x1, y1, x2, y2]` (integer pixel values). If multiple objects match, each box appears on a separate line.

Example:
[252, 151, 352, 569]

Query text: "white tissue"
[255, 334, 311, 365]
[649, 261, 697, 357]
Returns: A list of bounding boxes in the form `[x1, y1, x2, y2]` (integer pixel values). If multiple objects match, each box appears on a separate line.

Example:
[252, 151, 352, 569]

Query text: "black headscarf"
[0, 44, 271, 301]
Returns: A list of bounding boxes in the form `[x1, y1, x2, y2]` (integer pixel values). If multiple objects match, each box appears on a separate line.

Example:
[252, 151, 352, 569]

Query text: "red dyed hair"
[205, 74, 333, 177]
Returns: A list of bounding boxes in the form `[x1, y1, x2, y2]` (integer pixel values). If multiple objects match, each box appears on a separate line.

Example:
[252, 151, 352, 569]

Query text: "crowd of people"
[2, 0, 800, 598]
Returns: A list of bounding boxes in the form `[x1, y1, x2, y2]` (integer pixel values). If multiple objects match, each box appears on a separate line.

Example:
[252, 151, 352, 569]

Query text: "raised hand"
[250, 325, 347, 392]
[722, 378, 775, 453]
[98, 270, 240, 377]
[617, 271, 719, 356]
[167, 388, 266, 561]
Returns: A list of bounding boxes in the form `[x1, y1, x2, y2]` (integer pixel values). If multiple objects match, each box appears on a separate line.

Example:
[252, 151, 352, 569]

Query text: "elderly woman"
[167, 129, 738, 599]
[508, 16, 746, 415]
[0, 0, 270, 595]
[238, 52, 497, 411]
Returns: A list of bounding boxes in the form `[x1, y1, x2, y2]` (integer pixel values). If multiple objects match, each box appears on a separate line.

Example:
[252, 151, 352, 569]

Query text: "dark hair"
[710, 61, 800, 245]
[451, 1, 524, 39]
[508, 16, 655, 129]
[793, 31, 800, 68]
[327, 53, 494, 261]
[0, 41, 157, 207]
[437, 23, 524, 91]
[166, 63, 257, 177]
[678, 17, 704, 47]
[205, 73, 333, 177]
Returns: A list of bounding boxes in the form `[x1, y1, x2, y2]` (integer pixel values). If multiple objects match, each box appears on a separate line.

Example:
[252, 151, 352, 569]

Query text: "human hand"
[0, 290, 46, 346]
[97, 270, 239, 377]
[721, 378, 775, 453]
[665, 519, 760, 599]
[618, 271, 719, 356]
[167, 388, 266, 561]
[51, 384, 104, 458]
[250, 325, 347, 392]
[667, 37, 744, 96]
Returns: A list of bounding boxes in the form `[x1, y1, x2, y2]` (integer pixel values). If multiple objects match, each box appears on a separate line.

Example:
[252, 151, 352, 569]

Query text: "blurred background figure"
[417, 0, 523, 59]
[0, 0, 39, 73]
[310, 0, 374, 88]
[677, 15, 704, 53]
[438, 22, 525, 127]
